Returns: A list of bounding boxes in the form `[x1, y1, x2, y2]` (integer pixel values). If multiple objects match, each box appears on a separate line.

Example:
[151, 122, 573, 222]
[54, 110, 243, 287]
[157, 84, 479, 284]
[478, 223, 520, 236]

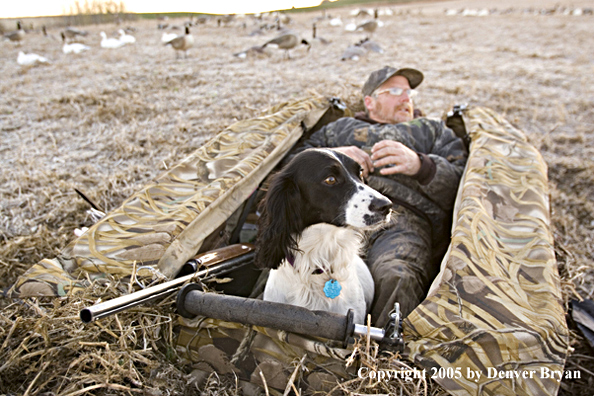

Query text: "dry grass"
[1, 0, 594, 394]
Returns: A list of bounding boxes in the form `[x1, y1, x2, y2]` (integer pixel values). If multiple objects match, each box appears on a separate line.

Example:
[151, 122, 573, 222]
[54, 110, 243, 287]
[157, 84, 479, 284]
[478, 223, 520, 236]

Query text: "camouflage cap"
[362, 66, 424, 97]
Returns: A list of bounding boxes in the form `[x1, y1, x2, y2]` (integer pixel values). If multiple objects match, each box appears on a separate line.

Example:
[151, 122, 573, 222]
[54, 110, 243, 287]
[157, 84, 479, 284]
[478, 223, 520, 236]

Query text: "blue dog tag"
[324, 279, 342, 299]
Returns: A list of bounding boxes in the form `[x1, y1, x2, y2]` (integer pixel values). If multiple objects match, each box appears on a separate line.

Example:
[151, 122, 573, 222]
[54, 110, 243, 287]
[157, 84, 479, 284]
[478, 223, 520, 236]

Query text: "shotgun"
[80, 243, 255, 323]
[176, 282, 403, 350]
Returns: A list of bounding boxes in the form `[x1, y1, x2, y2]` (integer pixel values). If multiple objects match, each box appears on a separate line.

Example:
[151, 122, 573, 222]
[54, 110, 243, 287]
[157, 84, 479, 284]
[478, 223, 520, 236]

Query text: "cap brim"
[389, 68, 424, 89]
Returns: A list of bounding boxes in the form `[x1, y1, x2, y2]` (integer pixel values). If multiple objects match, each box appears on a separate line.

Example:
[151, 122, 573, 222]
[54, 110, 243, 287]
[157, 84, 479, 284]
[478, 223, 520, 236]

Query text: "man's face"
[365, 75, 414, 124]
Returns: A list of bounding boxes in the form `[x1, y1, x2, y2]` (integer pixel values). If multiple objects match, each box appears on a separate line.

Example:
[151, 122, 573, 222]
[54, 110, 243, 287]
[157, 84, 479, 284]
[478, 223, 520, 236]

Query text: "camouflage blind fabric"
[403, 106, 569, 395]
[9, 94, 332, 297]
[176, 317, 353, 391]
[7, 99, 568, 396]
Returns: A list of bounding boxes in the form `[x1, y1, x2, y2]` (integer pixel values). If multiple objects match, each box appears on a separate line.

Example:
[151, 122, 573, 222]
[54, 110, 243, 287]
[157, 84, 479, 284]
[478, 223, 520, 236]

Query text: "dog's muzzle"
[345, 184, 393, 228]
[363, 195, 392, 226]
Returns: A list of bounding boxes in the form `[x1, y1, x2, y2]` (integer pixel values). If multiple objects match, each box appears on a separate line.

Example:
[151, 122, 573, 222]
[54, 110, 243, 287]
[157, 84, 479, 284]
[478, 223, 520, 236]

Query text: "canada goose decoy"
[164, 26, 194, 58]
[277, 13, 292, 25]
[233, 45, 269, 59]
[118, 29, 136, 44]
[312, 23, 330, 45]
[340, 45, 367, 61]
[62, 32, 90, 54]
[3, 21, 25, 44]
[100, 31, 125, 49]
[356, 37, 383, 53]
[17, 51, 50, 66]
[195, 15, 210, 25]
[356, 20, 379, 35]
[63, 26, 89, 40]
[42, 25, 57, 41]
[261, 31, 310, 59]
[351, 8, 372, 17]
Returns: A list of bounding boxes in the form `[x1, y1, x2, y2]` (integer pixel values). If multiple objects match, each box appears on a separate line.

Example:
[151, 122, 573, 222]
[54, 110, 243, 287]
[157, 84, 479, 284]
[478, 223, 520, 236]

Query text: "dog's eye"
[323, 176, 337, 185]
[312, 268, 324, 275]
[359, 168, 364, 179]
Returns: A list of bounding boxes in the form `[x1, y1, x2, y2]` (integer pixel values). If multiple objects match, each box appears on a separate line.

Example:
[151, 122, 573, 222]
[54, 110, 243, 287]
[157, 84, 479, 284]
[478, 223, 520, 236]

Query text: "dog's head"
[256, 148, 392, 269]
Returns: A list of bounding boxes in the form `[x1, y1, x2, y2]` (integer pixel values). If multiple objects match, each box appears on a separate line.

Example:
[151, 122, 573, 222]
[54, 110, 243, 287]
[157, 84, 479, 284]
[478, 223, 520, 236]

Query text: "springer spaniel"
[255, 148, 392, 324]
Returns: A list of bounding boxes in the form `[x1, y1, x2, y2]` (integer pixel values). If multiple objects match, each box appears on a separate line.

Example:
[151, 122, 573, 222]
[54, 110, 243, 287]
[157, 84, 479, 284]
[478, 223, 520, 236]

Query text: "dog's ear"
[255, 171, 303, 269]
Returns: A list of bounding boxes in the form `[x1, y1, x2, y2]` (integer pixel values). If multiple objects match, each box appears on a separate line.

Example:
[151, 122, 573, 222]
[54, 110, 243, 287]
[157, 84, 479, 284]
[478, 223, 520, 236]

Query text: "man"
[294, 66, 468, 327]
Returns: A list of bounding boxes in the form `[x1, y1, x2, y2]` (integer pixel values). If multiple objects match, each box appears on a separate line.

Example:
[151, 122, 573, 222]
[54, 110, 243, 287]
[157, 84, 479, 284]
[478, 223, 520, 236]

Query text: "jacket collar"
[354, 111, 380, 124]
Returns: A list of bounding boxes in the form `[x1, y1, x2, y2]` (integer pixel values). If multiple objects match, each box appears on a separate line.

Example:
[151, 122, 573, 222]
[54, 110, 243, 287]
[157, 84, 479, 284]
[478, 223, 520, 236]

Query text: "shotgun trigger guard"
[380, 302, 403, 350]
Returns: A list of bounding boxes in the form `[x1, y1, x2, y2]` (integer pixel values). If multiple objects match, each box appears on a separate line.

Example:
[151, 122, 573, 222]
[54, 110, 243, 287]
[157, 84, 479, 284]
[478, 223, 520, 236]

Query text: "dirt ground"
[1, 0, 593, 394]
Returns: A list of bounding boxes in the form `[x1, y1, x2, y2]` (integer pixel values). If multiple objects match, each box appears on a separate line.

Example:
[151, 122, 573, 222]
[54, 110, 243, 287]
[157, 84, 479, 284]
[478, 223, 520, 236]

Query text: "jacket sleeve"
[419, 120, 468, 211]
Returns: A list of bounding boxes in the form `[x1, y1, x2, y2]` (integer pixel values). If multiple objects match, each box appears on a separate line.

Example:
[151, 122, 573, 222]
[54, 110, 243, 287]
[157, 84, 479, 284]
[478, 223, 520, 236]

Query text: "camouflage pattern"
[296, 116, 468, 325]
[404, 106, 569, 395]
[8, 94, 334, 297]
[176, 317, 353, 392]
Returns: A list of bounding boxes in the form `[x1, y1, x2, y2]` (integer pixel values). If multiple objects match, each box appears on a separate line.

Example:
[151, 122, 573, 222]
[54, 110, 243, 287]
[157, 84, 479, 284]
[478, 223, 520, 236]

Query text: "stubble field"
[1, 0, 593, 394]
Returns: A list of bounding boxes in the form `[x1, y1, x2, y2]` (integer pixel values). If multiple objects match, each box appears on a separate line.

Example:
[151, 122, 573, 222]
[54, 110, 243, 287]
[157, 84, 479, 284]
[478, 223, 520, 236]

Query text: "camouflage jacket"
[295, 116, 468, 238]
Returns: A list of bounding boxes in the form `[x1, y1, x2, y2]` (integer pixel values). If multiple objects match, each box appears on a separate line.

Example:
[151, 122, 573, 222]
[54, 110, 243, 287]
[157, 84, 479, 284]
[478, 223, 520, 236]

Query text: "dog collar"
[324, 279, 342, 299]
[286, 253, 295, 266]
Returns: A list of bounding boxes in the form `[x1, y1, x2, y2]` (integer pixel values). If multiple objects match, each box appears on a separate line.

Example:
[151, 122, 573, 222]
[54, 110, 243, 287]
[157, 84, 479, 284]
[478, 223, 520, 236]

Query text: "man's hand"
[333, 146, 374, 178]
[371, 140, 421, 176]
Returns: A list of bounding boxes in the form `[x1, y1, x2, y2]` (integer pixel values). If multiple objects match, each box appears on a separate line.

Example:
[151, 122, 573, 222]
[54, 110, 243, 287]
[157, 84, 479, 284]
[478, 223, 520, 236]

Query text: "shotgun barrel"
[80, 244, 255, 323]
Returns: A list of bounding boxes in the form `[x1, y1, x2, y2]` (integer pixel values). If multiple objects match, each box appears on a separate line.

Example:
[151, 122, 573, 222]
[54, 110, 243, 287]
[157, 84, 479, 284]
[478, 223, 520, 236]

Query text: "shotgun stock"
[80, 244, 255, 323]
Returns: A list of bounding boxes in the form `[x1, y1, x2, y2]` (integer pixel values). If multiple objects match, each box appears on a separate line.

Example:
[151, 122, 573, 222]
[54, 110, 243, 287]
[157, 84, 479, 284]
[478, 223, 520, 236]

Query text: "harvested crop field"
[1, 0, 593, 394]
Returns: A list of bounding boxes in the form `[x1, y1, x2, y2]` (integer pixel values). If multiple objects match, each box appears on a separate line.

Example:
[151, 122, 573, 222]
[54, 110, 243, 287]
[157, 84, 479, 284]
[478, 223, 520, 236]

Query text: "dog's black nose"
[369, 196, 392, 216]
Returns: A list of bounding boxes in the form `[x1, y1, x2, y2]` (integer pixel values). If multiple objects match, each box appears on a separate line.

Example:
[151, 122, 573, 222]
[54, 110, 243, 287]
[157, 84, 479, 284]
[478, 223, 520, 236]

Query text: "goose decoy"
[100, 31, 125, 49]
[356, 20, 379, 35]
[340, 45, 367, 61]
[344, 22, 357, 32]
[3, 21, 25, 43]
[195, 15, 210, 25]
[164, 26, 194, 58]
[42, 25, 57, 41]
[329, 17, 343, 27]
[233, 45, 269, 59]
[356, 37, 383, 53]
[17, 51, 50, 66]
[312, 23, 330, 45]
[351, 8, 372, 17]
[277, 13, 292, 25]
[261, 31, 310, 59]
[62, 32, 90, 54]
[63, 26, 89, 40]
[118, 29, 136, 44]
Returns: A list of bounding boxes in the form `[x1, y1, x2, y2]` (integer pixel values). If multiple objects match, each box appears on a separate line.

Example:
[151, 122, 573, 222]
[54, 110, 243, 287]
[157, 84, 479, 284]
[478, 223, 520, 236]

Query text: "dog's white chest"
[262, 224, 374, 324]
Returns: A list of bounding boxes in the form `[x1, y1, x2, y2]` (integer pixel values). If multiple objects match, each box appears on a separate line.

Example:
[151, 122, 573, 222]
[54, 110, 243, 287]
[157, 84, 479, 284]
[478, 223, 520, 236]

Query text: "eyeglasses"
[374, 87, 418, 98]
